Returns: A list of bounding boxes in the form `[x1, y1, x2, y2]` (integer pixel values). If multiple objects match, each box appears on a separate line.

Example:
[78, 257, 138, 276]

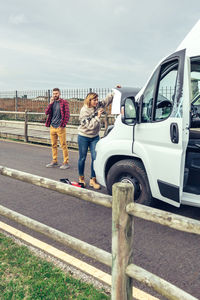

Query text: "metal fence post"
[15, 90, 18, 112]
[48, 89, 51, 104]
[15, 90, 18, 120]
[112, 182, 134, 300]
[24, 110, 28, 142]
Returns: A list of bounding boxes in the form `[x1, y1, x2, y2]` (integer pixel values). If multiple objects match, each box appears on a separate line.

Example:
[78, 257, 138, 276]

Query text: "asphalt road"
[0, 139, 200, 299]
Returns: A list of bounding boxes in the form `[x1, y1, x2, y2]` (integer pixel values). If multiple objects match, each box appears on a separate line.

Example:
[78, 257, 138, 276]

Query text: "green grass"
[0, 233, 110, 300]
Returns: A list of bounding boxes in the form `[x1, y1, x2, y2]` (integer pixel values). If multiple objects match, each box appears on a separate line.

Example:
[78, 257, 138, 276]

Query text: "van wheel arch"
[106, 158, 153, 206]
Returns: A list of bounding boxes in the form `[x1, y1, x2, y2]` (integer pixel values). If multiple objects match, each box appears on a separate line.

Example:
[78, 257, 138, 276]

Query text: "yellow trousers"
[50, 126, 69, 164]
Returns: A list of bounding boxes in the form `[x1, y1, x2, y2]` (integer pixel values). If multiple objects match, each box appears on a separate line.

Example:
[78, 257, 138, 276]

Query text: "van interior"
[184, 56, 200, 195]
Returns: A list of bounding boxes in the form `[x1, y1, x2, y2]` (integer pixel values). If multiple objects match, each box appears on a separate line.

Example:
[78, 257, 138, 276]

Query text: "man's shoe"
[46, 162, 59, 168]
[60, 163, 70, 170]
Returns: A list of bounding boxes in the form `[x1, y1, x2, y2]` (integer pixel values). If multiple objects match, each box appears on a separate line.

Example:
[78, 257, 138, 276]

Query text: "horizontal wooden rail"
[0, 110, 26, 115]
[0, 204, 111, 267]
[126, 264, 198, 300]
[0, 110, 114, 143]
[0, 110, 113, 118]
[127, 203, 200, 235]
[0, 110, 80, 117]
[0, 166, 112, 208]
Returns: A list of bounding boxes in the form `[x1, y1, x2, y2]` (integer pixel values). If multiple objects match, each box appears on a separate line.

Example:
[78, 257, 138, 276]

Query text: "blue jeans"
[78, 135, 100, 178]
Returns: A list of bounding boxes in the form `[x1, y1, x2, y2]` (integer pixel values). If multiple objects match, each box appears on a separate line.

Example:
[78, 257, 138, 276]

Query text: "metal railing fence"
[0, 87, 176, 114]
[0, 88, 111, 114]
[0, 88, 111, 99]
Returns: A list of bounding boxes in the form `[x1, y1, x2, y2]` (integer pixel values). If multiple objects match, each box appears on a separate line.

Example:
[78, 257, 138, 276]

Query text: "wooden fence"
[0, 110, 115, 142]
[0, 165, 200, 300]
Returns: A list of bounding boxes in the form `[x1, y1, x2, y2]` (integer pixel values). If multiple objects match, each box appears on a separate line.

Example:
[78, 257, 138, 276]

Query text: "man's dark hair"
[53, 88, 60, 92]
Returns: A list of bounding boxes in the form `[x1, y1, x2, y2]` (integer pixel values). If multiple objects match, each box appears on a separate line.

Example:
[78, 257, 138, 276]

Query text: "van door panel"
[134, 49, 189, 207]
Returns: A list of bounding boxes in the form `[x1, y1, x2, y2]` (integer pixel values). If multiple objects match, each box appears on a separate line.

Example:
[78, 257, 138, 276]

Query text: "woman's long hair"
[84, 92, 98, 108]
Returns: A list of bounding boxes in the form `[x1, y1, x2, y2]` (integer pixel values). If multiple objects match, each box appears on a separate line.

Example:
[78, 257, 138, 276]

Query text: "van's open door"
[133, 49, 190, 207]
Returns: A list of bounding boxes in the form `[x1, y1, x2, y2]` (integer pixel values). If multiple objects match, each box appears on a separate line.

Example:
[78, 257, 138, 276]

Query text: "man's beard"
[54, 96, 59, 100]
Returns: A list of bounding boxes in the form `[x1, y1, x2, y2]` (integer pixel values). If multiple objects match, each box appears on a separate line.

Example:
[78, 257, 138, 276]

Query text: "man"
[45, 88, 70, 169]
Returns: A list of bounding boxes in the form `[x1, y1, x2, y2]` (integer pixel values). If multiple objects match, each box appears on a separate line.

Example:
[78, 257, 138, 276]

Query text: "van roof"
[176, 19, 200, 57]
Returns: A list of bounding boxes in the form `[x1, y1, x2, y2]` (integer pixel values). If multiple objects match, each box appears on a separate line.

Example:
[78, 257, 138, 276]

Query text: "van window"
[154, 60, 178, 121]
[141, 68, 159, 122]
[191, 57, 200, 103]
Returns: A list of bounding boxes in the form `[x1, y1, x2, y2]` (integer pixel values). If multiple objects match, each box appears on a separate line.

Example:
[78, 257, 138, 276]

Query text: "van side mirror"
[121, 97, 138, 125]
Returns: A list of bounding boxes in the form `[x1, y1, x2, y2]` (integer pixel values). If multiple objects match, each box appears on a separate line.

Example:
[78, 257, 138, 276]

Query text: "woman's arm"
[79, 109, 100, 130]
[99, 86, 121, 108]
[99, 93, 114, 108]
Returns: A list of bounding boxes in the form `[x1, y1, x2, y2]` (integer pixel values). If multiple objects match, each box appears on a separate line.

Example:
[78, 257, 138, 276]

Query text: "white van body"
[94, 20, 200, 207]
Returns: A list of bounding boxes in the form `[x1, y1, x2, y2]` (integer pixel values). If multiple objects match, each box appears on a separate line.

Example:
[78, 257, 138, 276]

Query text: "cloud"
[0, 38, 52, 57]
[113, 5, 127, 16]
[9, 13, 27, 25]
[0, 0, 199, 90]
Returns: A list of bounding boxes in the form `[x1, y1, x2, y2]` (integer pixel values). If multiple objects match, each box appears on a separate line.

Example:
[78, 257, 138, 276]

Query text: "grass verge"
[0, 233, 110, 299]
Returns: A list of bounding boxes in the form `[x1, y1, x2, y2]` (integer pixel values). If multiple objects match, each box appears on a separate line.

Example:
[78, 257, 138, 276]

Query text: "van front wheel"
[106, 159, 153, 206]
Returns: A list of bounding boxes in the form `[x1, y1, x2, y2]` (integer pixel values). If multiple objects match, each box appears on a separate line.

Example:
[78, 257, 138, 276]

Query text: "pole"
[48, 89, 50, 104]
[112, 182, 134, 300]
[24, 110, 28, 142]
[15, 90, 18, 119]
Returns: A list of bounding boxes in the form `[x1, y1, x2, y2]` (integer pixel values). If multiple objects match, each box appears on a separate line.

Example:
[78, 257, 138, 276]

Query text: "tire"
[106, 159, 153, 206]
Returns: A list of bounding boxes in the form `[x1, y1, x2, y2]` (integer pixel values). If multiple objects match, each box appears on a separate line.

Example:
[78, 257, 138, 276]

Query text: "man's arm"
[45, 102, 54, 115]
[61, 100, 70, 127]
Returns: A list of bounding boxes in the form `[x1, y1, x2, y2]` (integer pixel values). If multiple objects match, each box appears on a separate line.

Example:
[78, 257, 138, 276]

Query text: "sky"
[0, 0, 199, 90]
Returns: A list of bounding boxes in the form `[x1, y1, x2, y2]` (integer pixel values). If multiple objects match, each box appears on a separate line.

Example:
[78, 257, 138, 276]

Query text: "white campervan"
[94, 20, 200, 207]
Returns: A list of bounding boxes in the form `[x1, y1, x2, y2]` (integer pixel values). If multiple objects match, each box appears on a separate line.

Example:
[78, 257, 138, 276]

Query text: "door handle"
[170, 123, 179, 144]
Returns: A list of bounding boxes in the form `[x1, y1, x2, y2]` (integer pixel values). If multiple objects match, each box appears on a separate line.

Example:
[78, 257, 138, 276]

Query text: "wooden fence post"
[24, 110, 28, 142]
[112, 182, 134, 300]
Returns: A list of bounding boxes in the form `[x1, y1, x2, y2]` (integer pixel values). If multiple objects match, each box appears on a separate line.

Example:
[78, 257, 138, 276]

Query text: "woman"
[78, 91, 115, 189]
